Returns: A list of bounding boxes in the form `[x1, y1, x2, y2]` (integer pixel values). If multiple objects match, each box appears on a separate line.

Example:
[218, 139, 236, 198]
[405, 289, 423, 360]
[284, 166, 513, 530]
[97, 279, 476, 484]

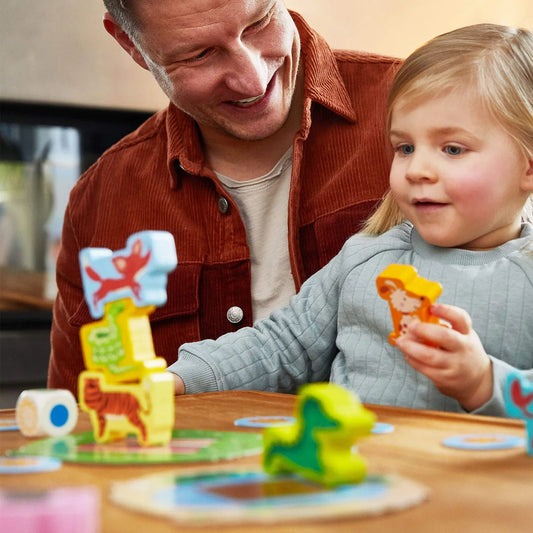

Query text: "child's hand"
[395, 303, 493, 411]
[171, 373, 185, 395]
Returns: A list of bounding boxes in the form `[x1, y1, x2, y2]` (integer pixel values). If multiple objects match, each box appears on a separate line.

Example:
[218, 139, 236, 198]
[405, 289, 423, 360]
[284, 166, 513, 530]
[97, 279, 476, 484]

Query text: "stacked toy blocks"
[78, 231, 177, 446]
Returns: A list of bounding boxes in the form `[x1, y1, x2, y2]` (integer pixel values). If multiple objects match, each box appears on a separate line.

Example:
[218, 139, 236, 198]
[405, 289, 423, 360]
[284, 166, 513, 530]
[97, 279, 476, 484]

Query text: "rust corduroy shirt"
[48, 12, 401, 395]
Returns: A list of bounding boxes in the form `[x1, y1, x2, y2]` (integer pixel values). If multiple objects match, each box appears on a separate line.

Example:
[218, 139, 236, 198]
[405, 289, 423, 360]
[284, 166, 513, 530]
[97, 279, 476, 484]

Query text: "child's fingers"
[405, 320, 462, 352]
[395, 335, 448, 369]
[429, 303, 472, 334]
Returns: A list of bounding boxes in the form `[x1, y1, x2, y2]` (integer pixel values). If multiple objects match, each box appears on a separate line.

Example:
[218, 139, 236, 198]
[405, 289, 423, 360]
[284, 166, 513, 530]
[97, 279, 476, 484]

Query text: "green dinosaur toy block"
[263, 383, 376, 487]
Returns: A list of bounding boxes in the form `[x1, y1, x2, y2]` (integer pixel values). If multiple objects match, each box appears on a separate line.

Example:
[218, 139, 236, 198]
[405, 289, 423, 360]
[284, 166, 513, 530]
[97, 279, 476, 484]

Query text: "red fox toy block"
[79, 231, 177, 319]
[376, 264, 443, 345]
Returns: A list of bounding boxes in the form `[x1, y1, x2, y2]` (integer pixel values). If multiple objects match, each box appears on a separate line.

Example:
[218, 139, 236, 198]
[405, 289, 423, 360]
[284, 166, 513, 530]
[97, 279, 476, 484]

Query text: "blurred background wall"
[2, 0, 532, 112]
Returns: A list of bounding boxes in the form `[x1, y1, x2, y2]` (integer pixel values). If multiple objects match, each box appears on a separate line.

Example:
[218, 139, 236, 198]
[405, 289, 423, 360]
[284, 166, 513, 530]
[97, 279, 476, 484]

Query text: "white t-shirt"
[216, 148, 295, 321]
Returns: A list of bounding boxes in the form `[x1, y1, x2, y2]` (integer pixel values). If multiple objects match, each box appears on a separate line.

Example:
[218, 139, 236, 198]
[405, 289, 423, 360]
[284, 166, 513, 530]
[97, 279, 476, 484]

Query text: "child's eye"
[397, 144, 415, 155]
[444, 145, 465, 156]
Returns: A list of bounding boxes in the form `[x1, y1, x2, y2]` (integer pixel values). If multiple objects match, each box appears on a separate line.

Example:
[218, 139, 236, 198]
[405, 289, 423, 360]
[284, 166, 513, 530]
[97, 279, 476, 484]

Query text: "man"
[48, 0, 400, 395]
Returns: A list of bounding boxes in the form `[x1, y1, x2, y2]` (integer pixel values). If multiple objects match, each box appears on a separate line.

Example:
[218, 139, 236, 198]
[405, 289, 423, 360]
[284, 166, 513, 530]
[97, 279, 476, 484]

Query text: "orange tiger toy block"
[79, 371, 174, 446]
[376, 264, 442, 345]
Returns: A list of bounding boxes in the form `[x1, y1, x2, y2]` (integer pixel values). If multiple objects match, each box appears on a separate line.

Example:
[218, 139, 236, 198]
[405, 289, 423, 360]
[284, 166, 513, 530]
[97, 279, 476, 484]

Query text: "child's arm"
[173, 374, 185, 395]
[166, 240, 352, 394]
[395, 303, 493, 412]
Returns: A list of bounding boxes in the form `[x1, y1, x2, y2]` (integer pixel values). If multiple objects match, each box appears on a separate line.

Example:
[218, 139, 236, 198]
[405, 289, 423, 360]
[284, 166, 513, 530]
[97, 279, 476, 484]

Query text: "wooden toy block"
[504, 372, 533, 456]
[263, 383, 376, 487]
[377, 264, 443, 345]
[79, 231, 177, 319]
[79, 371, 174, 446]
[80, 298, 166, 384]
[16, 389, 78, 438]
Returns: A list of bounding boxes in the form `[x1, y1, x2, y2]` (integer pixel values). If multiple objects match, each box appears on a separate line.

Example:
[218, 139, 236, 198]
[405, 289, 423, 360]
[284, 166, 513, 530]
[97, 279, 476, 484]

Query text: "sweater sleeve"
[167, 246, 348, 394]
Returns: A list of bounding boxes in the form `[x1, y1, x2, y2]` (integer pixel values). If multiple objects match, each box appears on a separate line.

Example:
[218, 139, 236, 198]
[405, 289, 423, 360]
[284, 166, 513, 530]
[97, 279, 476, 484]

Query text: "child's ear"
[521, 158, 533, 191]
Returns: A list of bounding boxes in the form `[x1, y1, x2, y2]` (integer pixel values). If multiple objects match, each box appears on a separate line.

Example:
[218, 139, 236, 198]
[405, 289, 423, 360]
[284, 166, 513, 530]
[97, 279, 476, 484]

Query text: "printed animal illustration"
[79, 230, 177, 319]
[80, 297, 165, 383]
[81, 376, 148, 442]
[84, 238, 151, 308]
[505, 372, 533, 455]
[263, 383, 375, 486]
[377, 264, 443, 345]
[85, 300, 135, 376]
[510, 377, 533, 416]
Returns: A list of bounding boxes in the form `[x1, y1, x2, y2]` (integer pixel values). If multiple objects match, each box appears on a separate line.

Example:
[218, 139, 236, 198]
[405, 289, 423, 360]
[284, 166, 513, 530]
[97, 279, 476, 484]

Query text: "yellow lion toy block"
[263, 383, 375, 487]
[376, 264, 443, 345]
[79, 298, 167, 384]
[78, 370, 174, 446]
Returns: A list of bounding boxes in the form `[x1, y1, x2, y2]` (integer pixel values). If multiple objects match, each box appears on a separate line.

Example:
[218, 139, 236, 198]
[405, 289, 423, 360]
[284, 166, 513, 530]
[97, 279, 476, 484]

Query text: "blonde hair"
[363, 23, 533, 235]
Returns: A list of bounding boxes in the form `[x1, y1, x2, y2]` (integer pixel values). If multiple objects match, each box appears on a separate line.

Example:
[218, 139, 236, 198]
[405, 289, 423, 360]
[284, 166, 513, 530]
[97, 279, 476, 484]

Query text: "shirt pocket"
[150, 263, 200, 322]
[69, 263, 201, 327]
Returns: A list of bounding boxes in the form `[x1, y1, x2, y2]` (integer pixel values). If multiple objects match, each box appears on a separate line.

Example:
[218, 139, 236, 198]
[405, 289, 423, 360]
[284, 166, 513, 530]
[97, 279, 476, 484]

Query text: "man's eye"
[246, 8, 274, 33]
[250, 16, 267, 29]
[183, 48, 214, 63]
[444, 145, 464, 156]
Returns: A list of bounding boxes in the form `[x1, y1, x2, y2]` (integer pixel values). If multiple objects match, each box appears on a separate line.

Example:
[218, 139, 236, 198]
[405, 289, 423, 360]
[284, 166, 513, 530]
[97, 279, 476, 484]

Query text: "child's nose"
[405, 151, 438, 183]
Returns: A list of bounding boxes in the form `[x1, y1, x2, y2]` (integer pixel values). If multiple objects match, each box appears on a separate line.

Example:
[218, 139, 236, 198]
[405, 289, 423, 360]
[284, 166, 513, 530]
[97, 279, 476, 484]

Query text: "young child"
[168, 23, 533, 417]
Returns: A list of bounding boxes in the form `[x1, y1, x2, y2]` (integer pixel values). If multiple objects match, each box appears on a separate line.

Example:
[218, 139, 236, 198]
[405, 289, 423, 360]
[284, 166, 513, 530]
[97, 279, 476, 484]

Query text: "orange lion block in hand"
[377, 264, 443, 345]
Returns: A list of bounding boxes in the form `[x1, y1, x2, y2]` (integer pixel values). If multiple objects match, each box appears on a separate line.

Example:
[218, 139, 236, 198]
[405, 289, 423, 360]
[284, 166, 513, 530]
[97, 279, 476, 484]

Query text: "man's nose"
[224, 42, 269, 97]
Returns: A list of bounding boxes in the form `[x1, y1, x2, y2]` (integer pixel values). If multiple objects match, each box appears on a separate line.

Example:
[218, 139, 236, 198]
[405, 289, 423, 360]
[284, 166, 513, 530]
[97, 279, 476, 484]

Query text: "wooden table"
[1, 391, 531, 532]
[0, 267, 55, 310]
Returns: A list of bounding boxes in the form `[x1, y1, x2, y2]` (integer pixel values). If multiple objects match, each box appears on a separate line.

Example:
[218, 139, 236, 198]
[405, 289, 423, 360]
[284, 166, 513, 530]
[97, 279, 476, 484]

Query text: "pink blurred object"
[0, 486, 100, 533]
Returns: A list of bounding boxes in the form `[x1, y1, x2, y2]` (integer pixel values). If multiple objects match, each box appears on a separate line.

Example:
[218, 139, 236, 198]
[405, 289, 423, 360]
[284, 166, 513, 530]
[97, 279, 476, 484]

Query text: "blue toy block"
[504, 371, 533, 456]
[79, 231, 177, 318]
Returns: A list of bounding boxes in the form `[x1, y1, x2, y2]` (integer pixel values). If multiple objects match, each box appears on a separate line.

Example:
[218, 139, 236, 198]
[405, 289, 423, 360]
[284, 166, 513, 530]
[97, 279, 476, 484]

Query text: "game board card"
[9, 429, 262, 465]
[110, 466, 429, 526]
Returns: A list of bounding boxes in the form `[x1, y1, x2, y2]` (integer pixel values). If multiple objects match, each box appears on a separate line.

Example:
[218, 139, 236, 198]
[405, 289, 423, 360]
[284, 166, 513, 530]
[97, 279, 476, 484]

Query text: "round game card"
[110, 467, 429, 525]
[0, 456, 62, 474]
[234, 416, 296, 428]
[442, 433, 525, 451]
[9, 429, 262, 465]
[0, 419, 19, 432]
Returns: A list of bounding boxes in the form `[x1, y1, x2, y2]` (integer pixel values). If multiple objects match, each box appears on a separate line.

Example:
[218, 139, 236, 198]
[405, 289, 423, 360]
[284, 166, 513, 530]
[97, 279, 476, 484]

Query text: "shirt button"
[226, 306, 244, 324]
[218, 197, 229, 214]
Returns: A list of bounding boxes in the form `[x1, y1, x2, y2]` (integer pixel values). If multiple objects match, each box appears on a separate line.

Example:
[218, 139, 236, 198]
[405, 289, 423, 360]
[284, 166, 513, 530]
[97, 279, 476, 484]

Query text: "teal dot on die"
[50, 404, 69, 428]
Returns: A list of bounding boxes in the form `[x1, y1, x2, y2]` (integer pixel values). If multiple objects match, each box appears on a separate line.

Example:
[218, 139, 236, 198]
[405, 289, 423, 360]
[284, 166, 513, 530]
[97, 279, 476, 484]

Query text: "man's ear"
[103, 12, 149, 70]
